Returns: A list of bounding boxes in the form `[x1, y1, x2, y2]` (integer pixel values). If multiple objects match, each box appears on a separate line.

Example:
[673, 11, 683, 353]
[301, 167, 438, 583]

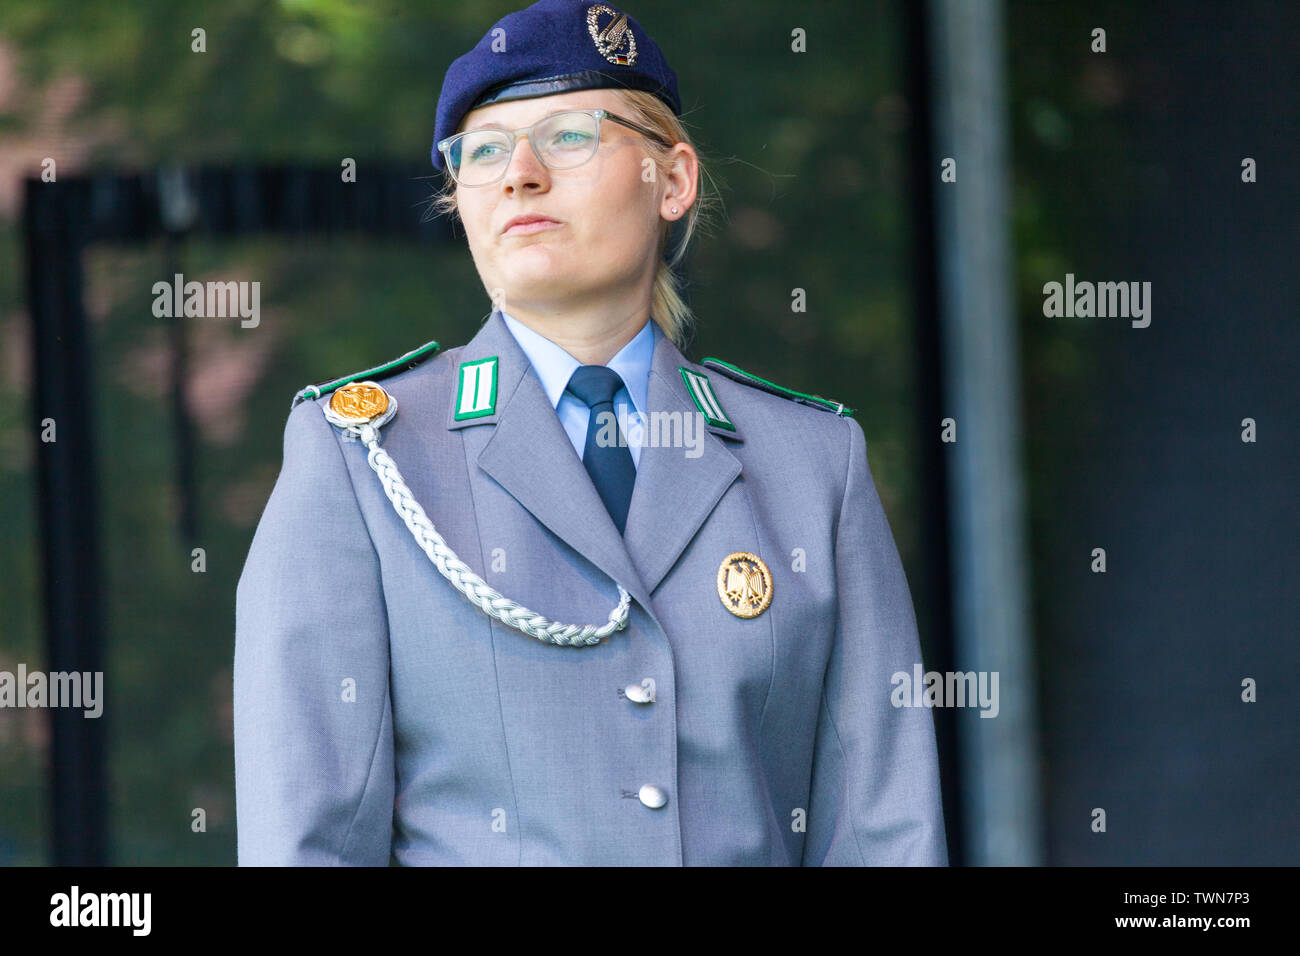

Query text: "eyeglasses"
[437, 108, 674, 187]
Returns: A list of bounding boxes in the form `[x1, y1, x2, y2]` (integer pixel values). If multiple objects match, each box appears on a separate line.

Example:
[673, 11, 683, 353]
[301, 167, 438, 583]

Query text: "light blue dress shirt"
[499, 309, 656, 469]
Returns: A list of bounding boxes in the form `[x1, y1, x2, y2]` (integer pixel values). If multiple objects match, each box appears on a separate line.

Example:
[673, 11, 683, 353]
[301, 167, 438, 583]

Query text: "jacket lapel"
[451, 311, 656, 616]
[622, 329, 743, 596]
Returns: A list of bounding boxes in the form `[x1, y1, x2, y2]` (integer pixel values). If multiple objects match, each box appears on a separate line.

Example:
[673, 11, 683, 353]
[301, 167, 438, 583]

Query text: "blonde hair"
[428, 88, 714, 350]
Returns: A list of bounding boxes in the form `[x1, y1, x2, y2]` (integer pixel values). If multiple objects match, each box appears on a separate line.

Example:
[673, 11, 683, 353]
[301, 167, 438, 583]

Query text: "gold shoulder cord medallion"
[717, 551, 773, 619]
[329, 381, 389, 422]
[323, 380, 398, 431]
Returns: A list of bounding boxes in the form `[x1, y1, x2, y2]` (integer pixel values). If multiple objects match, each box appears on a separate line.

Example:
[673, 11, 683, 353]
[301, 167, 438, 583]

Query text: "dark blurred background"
[0, 0, 1295, 865]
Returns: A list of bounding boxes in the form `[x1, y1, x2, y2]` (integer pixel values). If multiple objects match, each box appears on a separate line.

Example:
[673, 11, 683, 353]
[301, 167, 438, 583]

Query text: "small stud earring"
[670, 206, 678, 215]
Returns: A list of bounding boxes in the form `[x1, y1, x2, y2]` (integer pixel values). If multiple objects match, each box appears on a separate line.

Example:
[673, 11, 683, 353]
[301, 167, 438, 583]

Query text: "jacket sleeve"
[234, 398, 394, 865]
[801, 415, 949, 865]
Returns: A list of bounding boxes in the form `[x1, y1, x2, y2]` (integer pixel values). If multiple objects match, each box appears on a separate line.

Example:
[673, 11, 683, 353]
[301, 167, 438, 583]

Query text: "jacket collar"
[449, 310, 743, 601]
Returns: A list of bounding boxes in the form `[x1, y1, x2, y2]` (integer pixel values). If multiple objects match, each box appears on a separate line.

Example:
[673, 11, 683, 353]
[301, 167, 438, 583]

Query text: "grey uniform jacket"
[233, 310, 948, 865]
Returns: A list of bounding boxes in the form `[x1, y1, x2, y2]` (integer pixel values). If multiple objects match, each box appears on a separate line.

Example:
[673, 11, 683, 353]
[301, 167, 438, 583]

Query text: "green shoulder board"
[700, 357, 855, 417]
[291, 339, 441, 408]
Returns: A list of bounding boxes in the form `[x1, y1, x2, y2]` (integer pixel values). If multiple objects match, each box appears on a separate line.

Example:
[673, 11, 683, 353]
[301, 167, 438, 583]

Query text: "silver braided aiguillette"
[320, 380, 630, 647]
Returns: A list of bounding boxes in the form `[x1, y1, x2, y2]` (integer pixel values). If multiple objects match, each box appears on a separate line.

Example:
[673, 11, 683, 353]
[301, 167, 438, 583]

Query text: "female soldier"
[234, 0, 947, 866]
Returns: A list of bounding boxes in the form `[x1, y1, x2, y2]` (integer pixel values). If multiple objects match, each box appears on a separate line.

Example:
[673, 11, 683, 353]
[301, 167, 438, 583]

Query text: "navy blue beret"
[432, 0, 681, 171]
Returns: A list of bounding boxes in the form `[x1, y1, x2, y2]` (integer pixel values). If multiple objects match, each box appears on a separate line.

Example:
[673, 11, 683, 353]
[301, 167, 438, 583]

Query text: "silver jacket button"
[624, 679, 655, 703]
[638, 784, 668, 809]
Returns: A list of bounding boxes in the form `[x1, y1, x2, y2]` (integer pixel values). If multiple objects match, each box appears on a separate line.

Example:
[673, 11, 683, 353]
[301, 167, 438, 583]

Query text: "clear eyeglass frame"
[437, 108, 674, 187]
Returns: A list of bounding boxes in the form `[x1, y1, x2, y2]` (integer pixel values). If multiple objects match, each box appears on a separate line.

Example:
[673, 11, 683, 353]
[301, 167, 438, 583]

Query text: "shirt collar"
[499, 309, 656, 418]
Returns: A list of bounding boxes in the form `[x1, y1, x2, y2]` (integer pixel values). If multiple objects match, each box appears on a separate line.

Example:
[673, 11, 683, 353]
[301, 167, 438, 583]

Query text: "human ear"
[660, 143, 698, 220]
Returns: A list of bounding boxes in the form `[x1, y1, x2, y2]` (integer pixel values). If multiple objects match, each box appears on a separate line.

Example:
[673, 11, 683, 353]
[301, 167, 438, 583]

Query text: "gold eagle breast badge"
[716, 551, 773, 619]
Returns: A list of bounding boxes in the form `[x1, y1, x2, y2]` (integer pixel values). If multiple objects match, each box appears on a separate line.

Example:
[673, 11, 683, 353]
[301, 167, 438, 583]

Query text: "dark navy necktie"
[565, 365, 636, 534]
